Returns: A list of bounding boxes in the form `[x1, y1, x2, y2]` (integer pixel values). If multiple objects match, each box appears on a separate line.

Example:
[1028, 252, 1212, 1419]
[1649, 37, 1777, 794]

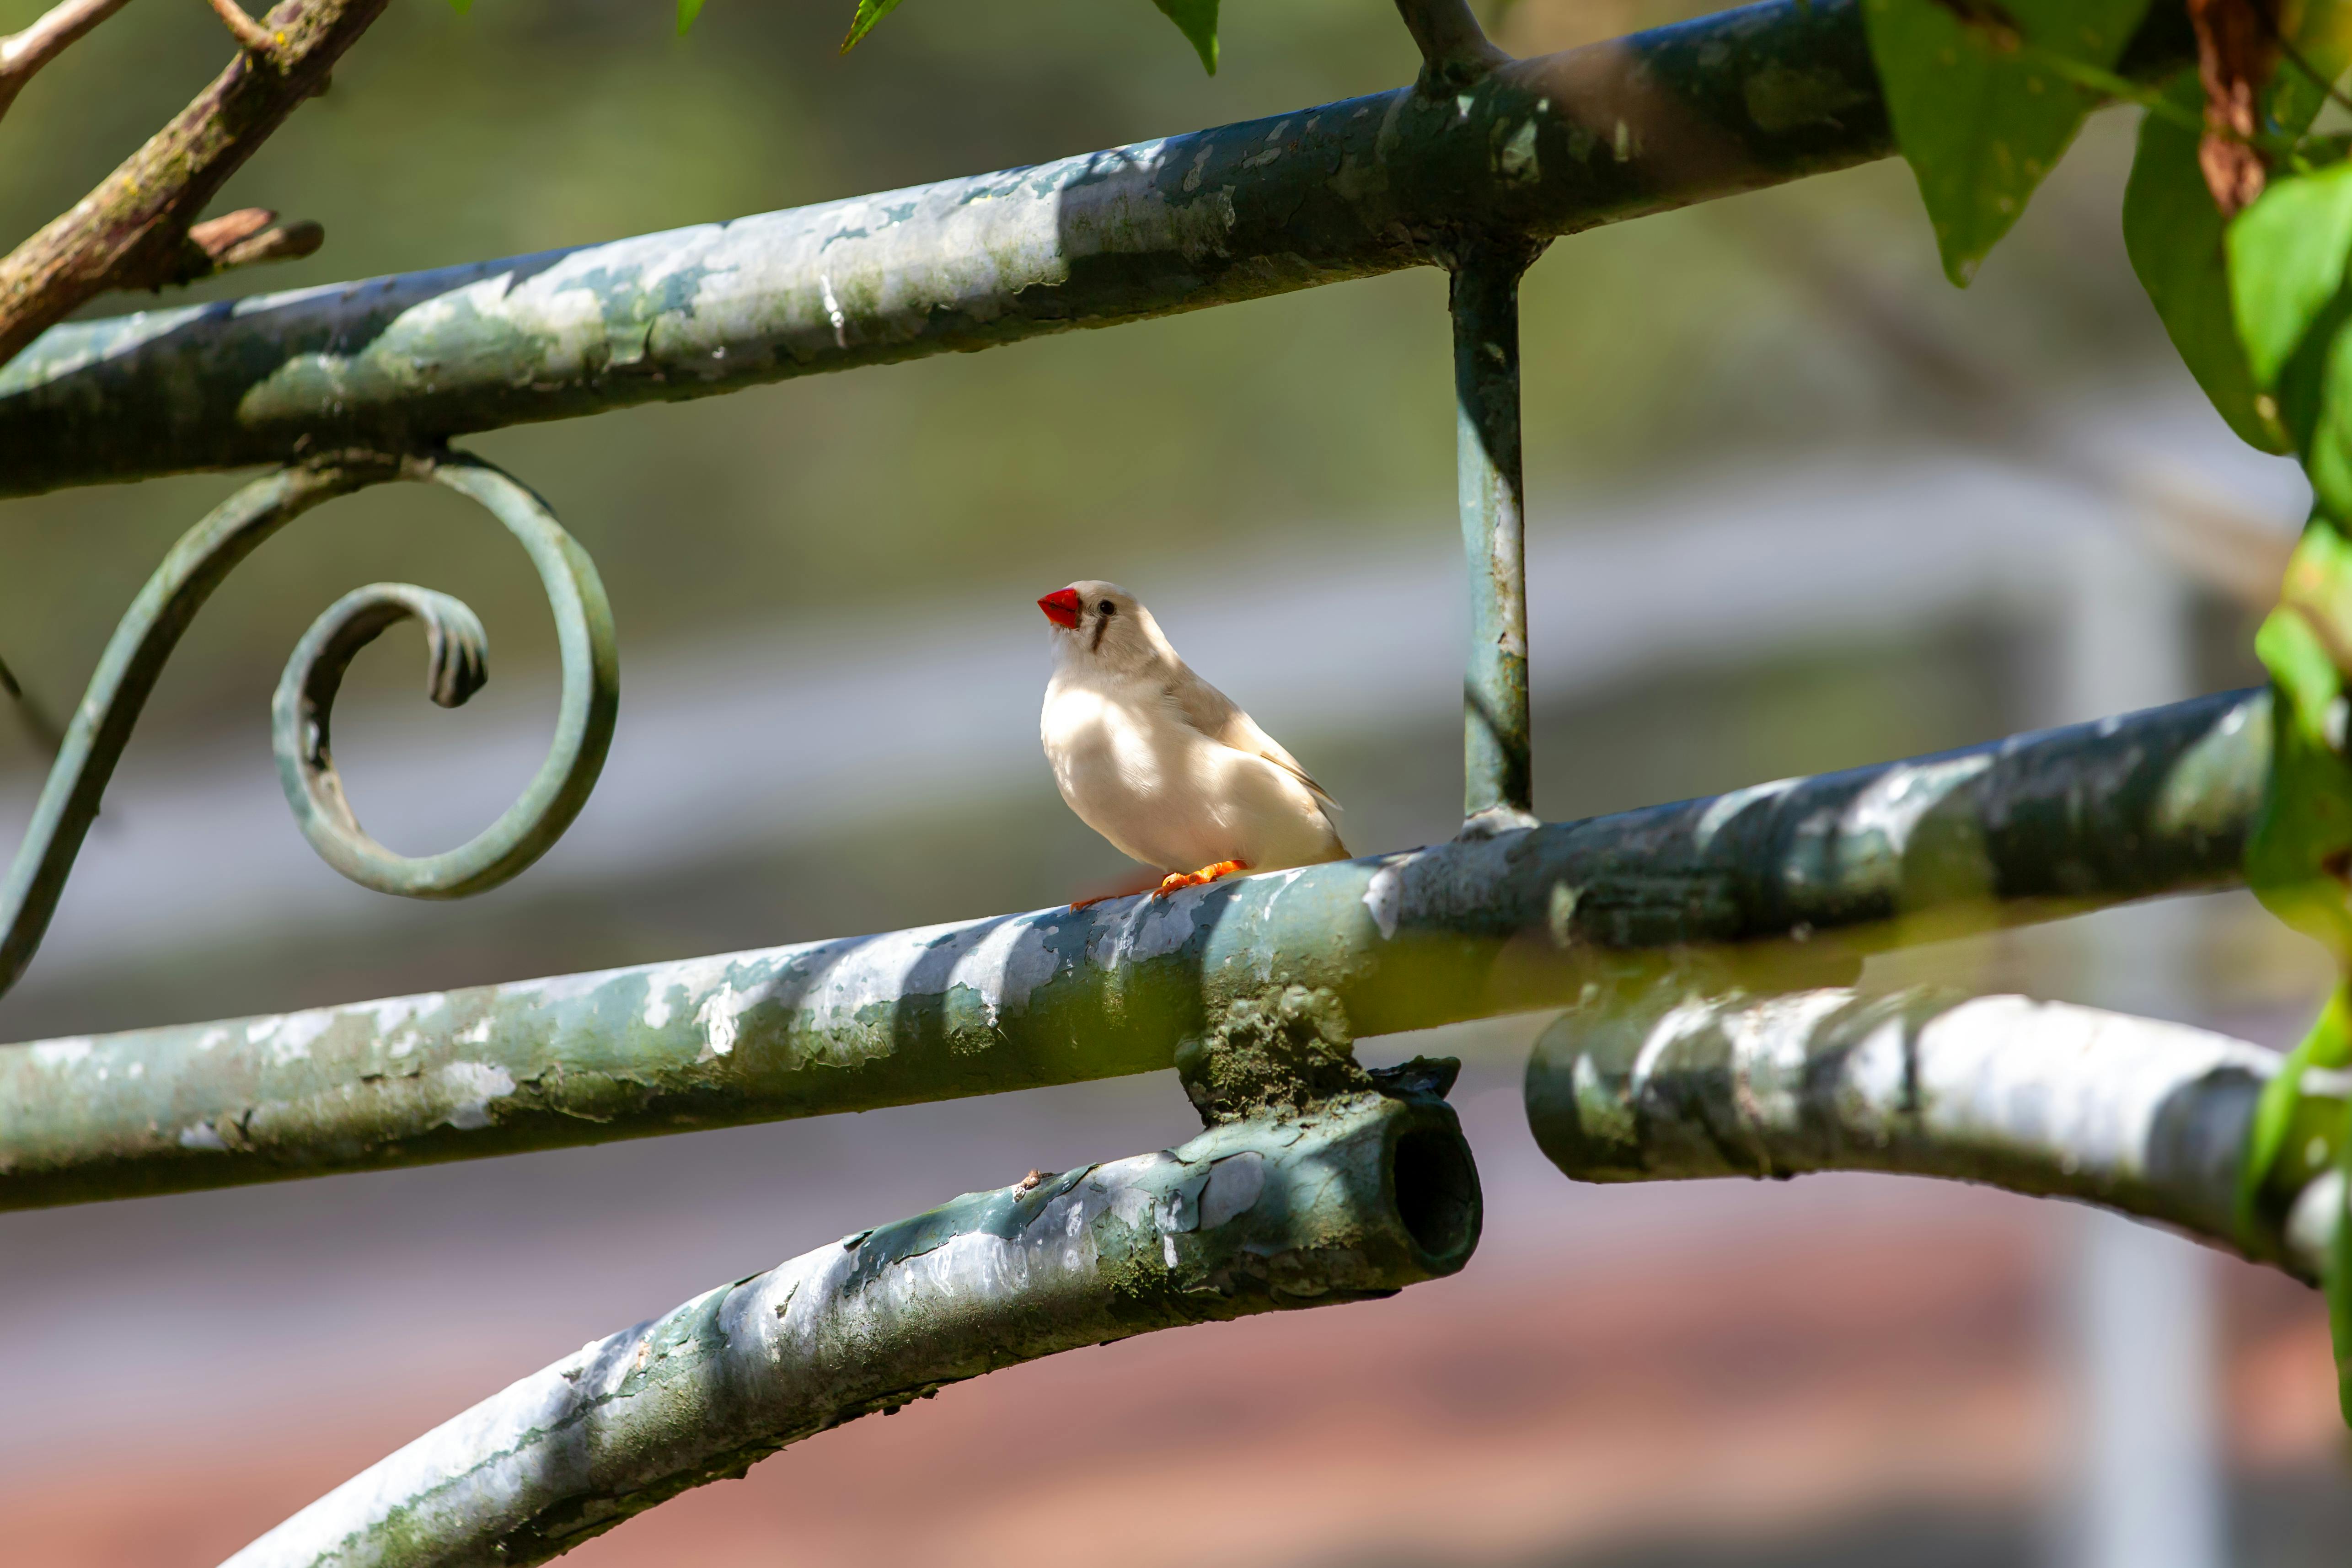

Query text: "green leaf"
[677, 0, 705, 33]
[2274, 0, 2352, 140]
[2261, 599, 2344, 750]
[446, 0, 470, 12]
[1863, 0, 2153, 285]
[1150, 0, 1219, 75]
[2229, 163, 2352, 391]
[2301, 316, 2352, 521]
[840, 0, 905, 54]
[2247, 590, 2352, 962]
[2238, 983, 2351, 1241]
[2125, 75, 2293, 454]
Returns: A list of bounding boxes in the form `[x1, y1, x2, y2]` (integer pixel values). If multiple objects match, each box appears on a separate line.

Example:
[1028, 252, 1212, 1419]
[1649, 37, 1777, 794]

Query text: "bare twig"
[0, 0, 387, 374]
[177, 205, 323, 280]
[2189, 0, 2275, 213]
[202, 0, 277, 55]
[0, 0, 133, 122]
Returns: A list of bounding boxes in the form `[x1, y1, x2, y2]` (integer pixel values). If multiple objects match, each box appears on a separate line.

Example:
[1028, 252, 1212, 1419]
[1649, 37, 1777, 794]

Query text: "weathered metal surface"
[0, 452, 618, 1002]
[269, 458, 618, 901]
[1525, 985, 2335, 1282]
[0, 0, 2193, 496]
[1451, 245, 1541, 828]
[0, 688, 2262, 1211]
[224, 1091, 1478, 1567]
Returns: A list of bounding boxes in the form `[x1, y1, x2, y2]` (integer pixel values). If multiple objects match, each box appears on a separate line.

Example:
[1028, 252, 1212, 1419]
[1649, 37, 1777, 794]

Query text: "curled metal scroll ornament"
[0, 450, 618, 1000]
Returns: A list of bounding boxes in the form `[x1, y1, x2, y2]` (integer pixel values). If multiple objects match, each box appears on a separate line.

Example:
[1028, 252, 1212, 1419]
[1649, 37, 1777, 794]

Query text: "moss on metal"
[0, 688, 2262, 1210]
[0, 0, 2193, 496]
[223, 1090, 1479, 1568]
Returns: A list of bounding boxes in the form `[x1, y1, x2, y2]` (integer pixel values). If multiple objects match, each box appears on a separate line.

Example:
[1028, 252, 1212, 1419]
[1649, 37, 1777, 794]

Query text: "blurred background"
[2, 0, 2348, 1562]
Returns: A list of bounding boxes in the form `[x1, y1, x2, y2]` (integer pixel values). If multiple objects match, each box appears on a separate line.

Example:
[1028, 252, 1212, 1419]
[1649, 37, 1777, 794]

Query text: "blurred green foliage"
[0, 0, 2181, 771]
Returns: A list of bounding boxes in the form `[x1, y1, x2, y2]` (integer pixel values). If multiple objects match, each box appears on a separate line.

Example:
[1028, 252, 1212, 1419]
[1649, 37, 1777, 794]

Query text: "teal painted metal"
[1451, 245, 1541, 827]
[0, 451, 617, 1001]
[0, 688, 2262, 1210]
[270, 457, 618, 900]
[223, 1091, 1478, 1566]
[1523, 987, 2321, 1276]
[0, 0, 2194, 497]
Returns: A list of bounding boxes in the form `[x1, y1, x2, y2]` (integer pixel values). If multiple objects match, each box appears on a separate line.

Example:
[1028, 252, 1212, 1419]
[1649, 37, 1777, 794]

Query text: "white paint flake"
[439, 1062, 516, 1130]
[263, 1011, 336, 1065]
[1362, 857, 1415, 941]
[818, 273, 848, 349]
[31, 1038, 92, 1068]
[696, 982, 752, 1060]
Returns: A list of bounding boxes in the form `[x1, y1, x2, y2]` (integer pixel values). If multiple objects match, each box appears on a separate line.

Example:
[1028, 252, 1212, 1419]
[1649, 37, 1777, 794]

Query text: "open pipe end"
[1169, 1091, 1483, 1303]
[1389, 1115, 1482, 1270]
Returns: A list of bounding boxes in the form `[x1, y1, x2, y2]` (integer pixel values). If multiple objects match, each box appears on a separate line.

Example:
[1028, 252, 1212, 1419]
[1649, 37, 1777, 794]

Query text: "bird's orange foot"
[1069, 867, 1166, 911]
[1153, 859, 1248, 898]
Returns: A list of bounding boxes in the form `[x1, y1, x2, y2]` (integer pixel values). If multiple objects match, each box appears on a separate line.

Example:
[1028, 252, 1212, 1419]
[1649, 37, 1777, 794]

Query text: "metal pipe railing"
[1525, 985, 2337, 1278]
[1450, 243, 1542, 830]
[0, 688, 2263, 1210]
[0, 0, 2192, 498]
[222, 1091, 1479, 1567]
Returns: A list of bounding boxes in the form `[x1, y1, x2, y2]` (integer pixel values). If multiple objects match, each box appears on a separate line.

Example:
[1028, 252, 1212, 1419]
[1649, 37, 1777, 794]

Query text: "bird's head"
[1038, 580, 1164, 672]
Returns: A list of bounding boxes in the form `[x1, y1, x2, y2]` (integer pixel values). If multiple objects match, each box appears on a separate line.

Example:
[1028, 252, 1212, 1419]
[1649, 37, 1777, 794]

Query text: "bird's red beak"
[1037, 588, 1083, 630]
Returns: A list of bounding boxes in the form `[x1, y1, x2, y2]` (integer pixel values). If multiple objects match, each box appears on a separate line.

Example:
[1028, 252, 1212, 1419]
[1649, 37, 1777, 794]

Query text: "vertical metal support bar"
[1451, 247, 1539, 830]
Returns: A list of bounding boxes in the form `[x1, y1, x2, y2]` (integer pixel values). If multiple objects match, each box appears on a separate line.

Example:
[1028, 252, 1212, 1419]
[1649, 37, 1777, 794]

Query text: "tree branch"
[1527, 985, 2341, 1282]
[221, 1093, 1479, 1568]
[201, 0, 277, 56]
[0, 0, 132, 123]
[0, 0, 386, 373]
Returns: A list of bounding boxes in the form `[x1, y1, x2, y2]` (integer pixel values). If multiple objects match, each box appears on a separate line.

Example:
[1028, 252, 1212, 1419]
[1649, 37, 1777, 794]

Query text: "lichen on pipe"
[222, 1088, 1480, 1568]
[0, 0, 2193, 496]
[0, 689, 2263, 1211]
[1525, 985, 2342, 1281]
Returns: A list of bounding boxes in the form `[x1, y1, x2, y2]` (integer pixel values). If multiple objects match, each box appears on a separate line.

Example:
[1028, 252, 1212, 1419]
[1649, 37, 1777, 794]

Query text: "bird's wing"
[1167, 669, 1343, 812]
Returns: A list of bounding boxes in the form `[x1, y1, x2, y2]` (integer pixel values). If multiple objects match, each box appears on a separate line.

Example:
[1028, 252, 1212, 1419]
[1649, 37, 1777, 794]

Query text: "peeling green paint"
[1526, 984, 2327, 1277]
[225, 1094, 1478, 1567]
[0, 688, 2264, 1211]
[0, 0, 2192, 496]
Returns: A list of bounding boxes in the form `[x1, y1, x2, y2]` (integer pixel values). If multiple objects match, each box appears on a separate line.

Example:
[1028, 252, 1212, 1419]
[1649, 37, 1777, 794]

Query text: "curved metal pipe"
[1525, 984, 2339, 1281]
[221, 1091, 1479, 1568]
[0, 450, 617, 997]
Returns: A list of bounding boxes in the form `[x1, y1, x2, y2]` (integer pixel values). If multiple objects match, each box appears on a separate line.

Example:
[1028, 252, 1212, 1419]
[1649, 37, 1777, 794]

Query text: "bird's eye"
[1098, 600, 1116, 615]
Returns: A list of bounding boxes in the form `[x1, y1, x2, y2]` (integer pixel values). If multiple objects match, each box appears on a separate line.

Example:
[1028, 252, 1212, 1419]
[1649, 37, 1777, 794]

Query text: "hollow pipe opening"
[1386, 1113, 1483, 1271]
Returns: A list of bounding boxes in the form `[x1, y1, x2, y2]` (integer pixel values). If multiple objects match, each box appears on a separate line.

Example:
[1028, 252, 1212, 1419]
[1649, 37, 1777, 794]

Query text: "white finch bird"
[1038, 581, 1348, 904]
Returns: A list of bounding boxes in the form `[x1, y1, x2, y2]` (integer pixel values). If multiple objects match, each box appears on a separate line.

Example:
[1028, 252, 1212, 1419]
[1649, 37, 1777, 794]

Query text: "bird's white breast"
[1041, 668, 1341, 874]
